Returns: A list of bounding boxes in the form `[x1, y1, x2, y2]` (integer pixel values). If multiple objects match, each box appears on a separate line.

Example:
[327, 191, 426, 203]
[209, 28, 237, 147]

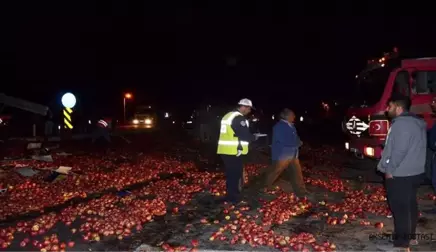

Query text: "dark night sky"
[1, 2, 436, 115]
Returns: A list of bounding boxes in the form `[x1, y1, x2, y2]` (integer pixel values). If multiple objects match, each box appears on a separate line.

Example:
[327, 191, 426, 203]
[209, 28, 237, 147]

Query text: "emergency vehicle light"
[364, 147, 375, 157]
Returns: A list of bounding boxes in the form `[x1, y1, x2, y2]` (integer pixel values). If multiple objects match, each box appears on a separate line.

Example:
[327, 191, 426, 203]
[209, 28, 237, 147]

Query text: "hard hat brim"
[238, 103, 255, 109]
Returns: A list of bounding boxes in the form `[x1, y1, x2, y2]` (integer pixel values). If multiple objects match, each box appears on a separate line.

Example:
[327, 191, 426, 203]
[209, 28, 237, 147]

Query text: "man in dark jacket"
[266, 108, 308, 198]
[217, 99, 259, 204]
[377, 96, 426, 252]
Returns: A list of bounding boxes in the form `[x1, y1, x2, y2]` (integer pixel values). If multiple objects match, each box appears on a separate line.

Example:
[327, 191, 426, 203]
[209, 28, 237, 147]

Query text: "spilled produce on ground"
[1, 141, 436, 252]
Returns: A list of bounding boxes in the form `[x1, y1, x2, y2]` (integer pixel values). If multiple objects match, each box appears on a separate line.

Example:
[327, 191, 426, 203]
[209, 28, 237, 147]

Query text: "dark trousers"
[385, 174, 423, 248]
[432, 155, 436, 190]
[221, 155, 243, 204]
[265, 159, 307, 197]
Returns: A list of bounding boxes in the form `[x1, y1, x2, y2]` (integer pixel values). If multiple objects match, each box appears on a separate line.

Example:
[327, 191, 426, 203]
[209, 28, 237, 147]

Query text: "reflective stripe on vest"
[217, 111, 250, 156]
[98, 120, 108, 128]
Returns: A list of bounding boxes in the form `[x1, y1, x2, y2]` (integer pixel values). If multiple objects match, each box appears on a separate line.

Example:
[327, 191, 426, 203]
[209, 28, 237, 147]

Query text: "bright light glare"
[187, 121, 192, 124]
[61, 92, 76, 108]
[164, 112, 169, 118]
[88, 120, 91, 124]
[124, 93, 132, 99]
[172, 121, 175, 124]
[300, 116, 304, 122]
[272, 115, 275, 120]
[133, 119, 139, 124]
[145, 119, 152, 125]
[364, 147, 375, 157]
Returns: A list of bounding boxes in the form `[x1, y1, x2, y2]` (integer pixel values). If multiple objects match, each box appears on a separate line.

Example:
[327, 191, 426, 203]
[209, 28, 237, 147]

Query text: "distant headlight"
[145, 119, 152, 125]
[133, 119, 139, 124]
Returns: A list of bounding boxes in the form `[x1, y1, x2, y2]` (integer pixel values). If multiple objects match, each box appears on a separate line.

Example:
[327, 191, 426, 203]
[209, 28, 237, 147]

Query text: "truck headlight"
[145, 119, 152, 125]
[133, 119, 139, 124]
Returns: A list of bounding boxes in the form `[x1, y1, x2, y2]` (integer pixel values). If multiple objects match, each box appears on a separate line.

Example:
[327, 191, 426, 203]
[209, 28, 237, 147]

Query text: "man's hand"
[299, 140, 303, 147]
[385, 173, 393, 179]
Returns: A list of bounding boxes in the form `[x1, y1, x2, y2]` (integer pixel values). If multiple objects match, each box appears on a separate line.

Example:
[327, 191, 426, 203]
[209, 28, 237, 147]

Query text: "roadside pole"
[61, 93, 76, 141]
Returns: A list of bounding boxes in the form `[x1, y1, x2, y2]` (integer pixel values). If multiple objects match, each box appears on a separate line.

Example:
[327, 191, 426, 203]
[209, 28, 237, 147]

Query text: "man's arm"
[385, 124, 412, 175]
[231, 116, 256, 142]
[293, 126, 302, 147]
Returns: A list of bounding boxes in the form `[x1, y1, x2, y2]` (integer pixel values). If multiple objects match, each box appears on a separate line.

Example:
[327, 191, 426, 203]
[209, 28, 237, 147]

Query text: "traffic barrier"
[63, 107, 73, 129]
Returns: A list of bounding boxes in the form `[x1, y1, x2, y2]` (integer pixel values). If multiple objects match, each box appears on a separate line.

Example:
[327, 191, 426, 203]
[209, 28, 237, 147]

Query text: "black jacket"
[230, 112, 256, 143]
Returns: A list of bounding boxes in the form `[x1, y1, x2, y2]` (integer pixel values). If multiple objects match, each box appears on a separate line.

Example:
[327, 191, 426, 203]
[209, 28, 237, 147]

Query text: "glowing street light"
[123, 93, 133, 123]
[61, 92, 76, 109]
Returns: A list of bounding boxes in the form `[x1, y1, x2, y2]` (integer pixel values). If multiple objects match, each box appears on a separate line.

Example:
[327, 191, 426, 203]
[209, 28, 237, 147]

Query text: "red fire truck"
[343, 48, 436, 160]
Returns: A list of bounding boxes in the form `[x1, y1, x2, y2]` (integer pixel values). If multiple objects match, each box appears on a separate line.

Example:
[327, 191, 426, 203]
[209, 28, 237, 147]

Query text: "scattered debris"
[27, 142, 42, 150]
[31, 155, 53, 162]
[133, 244, 157, 252]
[16, 167, 40, 177]
[117, 190, 132, 197]
[55, 166, 72, 174]
[56, 152, 72, 156]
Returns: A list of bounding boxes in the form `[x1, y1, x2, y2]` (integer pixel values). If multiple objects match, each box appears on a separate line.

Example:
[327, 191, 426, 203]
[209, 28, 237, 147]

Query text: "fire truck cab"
[344, 49, 436, 160]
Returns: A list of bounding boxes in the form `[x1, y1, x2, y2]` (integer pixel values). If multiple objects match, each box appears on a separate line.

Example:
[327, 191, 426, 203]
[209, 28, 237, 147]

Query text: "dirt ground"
[1, 137, 436, 252]
[129, 147, 436, 252]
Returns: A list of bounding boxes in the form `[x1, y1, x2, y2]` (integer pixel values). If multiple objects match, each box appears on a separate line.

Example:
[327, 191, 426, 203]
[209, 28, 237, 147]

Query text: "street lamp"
[123, 93, 133, 123]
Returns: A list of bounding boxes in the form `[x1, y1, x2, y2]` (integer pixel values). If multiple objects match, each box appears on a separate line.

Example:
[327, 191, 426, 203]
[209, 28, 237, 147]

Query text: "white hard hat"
[238, 98, 254, 109]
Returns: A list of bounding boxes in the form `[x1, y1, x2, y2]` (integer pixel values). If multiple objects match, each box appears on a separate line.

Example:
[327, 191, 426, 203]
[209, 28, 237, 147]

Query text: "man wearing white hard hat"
[217, 98, 260, 204]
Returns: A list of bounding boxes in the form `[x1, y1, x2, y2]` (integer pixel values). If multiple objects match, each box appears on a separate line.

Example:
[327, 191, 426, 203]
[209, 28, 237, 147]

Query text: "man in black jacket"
[217, 99, 259, 204]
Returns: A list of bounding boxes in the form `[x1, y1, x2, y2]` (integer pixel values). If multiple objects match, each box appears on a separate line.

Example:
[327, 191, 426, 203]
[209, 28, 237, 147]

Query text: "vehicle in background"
[343, 48, 436, 160]
[131, 105, 157, 128]
[0, 115, 11, 127]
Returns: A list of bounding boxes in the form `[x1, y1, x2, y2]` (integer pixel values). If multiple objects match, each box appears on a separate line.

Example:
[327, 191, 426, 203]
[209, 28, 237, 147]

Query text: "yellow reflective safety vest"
[217, 111, 250, 156]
